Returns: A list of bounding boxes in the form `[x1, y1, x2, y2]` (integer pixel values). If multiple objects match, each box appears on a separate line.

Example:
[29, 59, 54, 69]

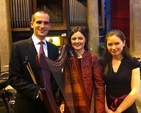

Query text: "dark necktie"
[39, 41, 45, 55]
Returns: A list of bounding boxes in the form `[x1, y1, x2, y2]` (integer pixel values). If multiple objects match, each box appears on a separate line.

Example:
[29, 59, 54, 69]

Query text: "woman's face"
[71, 31, 86, 51]
[107, 35, 125, 57]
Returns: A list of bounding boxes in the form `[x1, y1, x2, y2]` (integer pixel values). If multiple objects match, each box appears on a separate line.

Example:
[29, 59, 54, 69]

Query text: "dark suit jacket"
[8, 37, 59, 113]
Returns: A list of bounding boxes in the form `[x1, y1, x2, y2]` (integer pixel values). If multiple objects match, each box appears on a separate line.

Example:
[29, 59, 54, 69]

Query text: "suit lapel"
[47, 42, 52, 58]
[25, 38, 37, 59]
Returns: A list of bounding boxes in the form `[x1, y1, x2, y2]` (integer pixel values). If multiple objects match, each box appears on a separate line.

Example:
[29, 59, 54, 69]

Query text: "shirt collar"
[32, 34, 47, 45]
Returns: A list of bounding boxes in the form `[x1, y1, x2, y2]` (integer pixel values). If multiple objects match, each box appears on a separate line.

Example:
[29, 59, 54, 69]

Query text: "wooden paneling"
[33, 0, 67, 30]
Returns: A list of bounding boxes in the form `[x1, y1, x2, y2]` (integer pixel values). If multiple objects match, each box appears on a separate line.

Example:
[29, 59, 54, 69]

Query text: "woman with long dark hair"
[60, 26, 105, 113]
[103, 29, 140, 113]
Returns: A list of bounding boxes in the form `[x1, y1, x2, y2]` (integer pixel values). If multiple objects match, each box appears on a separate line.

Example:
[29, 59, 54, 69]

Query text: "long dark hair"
[68, 26, 88, 50]
[103, 29, 131, 76]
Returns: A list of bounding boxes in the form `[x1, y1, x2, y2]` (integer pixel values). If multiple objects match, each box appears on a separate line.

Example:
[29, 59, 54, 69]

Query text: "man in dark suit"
[8, 10, 59, 113]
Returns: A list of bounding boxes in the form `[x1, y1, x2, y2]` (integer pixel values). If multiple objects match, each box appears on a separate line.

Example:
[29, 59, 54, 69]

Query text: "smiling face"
[30, 11, 51, 40]
[70, 31, 86, 52]
[107, 35, 125, 58]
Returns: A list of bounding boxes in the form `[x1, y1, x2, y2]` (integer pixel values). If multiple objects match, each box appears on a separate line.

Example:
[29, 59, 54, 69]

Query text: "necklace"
[75, 50, 85, 59]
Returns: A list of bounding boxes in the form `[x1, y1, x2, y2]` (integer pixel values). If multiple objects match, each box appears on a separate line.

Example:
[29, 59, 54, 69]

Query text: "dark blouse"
[104, 57, 140, 113]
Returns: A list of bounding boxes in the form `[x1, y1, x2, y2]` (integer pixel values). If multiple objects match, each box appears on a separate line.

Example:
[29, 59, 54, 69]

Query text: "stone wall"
[130, 0, 141, 59]
[0, 0, 12, 71]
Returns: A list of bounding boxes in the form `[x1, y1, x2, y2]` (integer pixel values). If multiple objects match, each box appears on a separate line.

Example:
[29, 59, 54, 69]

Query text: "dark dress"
[104, 57, 140, 113]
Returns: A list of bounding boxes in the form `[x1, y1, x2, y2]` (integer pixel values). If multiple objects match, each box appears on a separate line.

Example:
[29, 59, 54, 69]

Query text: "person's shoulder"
[48, 42, 55, 47]
[131, 57, 140, 68]
[47, 42, 59, 50]
[47, 41, 57, 47]
[124, 57, 139, 62]
[87, 51, 98, 59]
[85, 51, 100, 62]
[123, 57, 140, 68]
[13, 37, 31, 45]
[131, 57, 140, 65]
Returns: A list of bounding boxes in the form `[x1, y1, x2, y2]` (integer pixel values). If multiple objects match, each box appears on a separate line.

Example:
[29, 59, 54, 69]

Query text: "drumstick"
[26, 63, 37, 84]
[24, 56, 37, 84]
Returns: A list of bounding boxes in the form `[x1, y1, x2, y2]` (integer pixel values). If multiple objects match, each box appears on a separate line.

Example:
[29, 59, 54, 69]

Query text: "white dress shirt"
[32, 34, 48, 57]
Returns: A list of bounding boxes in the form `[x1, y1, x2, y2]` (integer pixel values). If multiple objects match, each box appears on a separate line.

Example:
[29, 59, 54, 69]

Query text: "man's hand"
[39, 90, 43, 101]
[60, 103, 65, 113]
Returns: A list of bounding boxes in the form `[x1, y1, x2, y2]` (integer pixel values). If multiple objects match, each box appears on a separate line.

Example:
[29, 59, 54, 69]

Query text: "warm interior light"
[46, 36, 61, 46]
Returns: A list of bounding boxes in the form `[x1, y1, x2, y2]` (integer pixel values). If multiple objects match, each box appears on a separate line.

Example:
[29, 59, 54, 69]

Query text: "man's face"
[30, 12, 51, 40]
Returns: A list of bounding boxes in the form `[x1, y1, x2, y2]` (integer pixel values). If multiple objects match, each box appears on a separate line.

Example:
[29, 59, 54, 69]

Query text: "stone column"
[106, 0, 111, 32]
[0, 0, 12, 71]
[87, 0, 99, 57]
[130, 0, 141, 59]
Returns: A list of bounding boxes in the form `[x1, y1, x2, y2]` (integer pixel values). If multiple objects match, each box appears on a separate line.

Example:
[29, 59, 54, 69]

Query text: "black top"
[104, 57, 140, 113]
